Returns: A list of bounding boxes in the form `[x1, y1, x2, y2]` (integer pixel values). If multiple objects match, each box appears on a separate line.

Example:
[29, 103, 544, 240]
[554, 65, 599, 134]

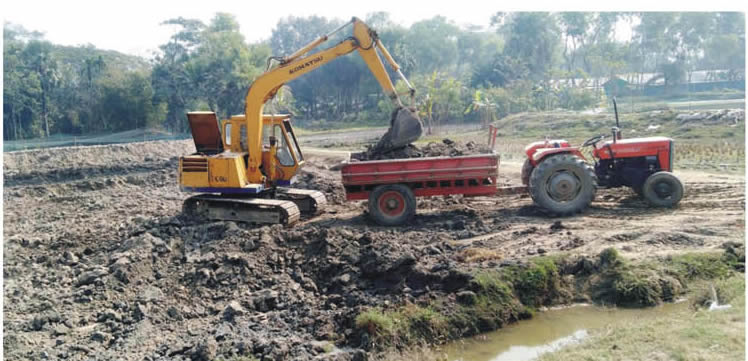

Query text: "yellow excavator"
[179, 17, 423, 225]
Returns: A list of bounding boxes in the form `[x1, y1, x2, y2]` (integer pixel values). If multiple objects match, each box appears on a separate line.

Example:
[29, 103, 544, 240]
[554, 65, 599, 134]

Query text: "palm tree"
[464, 89, 497, 129]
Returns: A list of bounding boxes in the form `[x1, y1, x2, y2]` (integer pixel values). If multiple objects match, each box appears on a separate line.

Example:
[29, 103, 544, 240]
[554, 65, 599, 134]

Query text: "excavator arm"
[237, 17, 423, 183]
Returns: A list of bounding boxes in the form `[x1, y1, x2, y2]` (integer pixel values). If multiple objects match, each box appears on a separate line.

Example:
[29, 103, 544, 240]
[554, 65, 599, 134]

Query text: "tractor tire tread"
[642, 171, 684, 207]
[529, 153, 597, 216]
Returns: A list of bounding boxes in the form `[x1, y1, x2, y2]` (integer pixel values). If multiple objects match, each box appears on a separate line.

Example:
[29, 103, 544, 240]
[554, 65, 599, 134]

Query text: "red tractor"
[522, 99, 684, 215]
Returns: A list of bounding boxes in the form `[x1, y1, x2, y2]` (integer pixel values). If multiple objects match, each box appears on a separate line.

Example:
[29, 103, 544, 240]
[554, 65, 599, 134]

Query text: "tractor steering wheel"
[582, 134, 605, 148]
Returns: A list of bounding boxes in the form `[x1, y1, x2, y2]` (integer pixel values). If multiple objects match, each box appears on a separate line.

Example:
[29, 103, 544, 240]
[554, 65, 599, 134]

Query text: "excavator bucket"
[371, 107, 423, 153]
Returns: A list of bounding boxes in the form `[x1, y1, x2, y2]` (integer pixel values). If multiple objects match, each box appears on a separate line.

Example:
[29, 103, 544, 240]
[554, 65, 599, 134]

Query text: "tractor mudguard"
[524, 139, 571, 159]
[531, 147, 586, 166]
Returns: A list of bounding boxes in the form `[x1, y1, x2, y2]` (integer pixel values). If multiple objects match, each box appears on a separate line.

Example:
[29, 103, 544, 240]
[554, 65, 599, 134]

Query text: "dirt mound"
[675, 109, 744, 125]
[3, 139, 194, 177]
[351, 139, 492, 161]
[292, 158, 347, 205]
[2, 138, 745, 361]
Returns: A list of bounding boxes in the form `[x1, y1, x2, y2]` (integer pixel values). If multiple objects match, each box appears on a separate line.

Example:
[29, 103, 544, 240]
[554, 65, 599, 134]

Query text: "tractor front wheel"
[529, 154, 597, 216]
[642, 172, 684, 207]
[368, 184, 416, 226]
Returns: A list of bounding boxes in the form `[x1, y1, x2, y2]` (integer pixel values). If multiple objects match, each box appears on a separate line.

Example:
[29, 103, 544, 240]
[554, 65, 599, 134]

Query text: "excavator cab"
[222, 114, 303, 185]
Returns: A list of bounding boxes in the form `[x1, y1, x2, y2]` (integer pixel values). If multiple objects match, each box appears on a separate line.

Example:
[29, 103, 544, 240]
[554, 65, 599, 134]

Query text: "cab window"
[283, 120, 304, 161]
[223, 123, 247, 151]
[274, 125, 295, 166]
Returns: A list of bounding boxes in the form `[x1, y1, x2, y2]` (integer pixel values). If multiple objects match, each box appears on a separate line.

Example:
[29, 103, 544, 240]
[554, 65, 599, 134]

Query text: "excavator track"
[275, 188, 327, 216]
[183, 194, 301, 225]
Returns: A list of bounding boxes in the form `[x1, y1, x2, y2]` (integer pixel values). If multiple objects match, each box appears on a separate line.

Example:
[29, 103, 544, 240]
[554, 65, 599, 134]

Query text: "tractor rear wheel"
[368, 184, 416, 226]
[642, 172, 684, 207]
[521, 158, 533, 186]
[529, 154, 597, 216]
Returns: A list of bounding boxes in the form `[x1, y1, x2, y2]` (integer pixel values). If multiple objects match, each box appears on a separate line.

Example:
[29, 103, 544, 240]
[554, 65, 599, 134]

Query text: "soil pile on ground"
[674, 108, 745, 125]
[2, 137, 745, 361]
[351, 139, 492, 161]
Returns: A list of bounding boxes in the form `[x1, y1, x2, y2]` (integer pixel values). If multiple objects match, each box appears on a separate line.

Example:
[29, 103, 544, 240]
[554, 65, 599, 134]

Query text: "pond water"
[443, 301, 687, 361]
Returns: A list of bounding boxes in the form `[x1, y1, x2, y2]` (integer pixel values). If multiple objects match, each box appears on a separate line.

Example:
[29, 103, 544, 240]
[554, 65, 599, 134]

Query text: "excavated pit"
[2, 138, 745, 361]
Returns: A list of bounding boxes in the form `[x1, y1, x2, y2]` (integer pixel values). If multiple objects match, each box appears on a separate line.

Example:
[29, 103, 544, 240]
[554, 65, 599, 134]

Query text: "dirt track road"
[2, 139, 744, 360]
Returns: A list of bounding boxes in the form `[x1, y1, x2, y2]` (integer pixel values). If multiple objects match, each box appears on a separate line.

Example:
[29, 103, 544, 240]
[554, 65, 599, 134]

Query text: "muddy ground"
[2, 138, 745, 361]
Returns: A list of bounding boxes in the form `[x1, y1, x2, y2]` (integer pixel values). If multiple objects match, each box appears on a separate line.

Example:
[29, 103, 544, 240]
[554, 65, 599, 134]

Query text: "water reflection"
[444, 302, 686, 361]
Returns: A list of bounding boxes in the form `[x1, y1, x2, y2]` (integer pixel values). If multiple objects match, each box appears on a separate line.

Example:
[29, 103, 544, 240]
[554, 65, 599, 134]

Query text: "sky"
[4, 0, 504, 57]
[4, 0, 746, 58]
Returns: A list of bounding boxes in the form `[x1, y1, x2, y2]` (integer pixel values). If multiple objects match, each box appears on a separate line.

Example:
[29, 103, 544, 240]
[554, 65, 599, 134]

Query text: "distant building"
[600, 70, 744, 97]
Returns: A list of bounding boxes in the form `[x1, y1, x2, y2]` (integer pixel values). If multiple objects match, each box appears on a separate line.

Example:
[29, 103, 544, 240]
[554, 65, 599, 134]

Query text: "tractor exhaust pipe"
[613, 97, 620, 129]
[612, 97, 621, 142]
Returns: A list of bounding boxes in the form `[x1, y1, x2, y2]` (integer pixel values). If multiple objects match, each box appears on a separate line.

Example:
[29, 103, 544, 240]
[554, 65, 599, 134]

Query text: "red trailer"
[340, 153, 502, 225]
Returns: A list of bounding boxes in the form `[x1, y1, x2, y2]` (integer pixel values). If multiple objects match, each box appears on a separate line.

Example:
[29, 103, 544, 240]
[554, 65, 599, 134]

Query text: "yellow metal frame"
[234, 17, 411, 184]
[181, 17, 413, 193]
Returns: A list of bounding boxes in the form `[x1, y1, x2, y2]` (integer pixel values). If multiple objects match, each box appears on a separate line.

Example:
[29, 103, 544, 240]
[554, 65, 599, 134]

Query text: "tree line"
[3, 12, 745, 140]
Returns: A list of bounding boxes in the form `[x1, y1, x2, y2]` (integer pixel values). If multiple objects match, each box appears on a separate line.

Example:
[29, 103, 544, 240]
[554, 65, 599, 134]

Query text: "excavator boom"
[237, 17, 423, 184]
[179, 17, 421, 226]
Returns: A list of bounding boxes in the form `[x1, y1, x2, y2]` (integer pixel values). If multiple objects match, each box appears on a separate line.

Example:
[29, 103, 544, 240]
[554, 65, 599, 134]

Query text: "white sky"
[3, 0, 747, 58]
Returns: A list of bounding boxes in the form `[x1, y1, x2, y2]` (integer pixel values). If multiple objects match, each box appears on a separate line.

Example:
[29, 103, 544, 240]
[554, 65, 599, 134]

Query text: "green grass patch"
[504, 257, 563, 307]
[355, 308, 397, 341]
[358, 247, 743, 352]
[355, 305, 450, 346]
[592, 249, 740, 307]
[598, 247, 624, 268]
[472, 271, 514, 304]
[538, 274, 745, 361]
[612, 268, 672, 306]
[668, 252, 733, 280]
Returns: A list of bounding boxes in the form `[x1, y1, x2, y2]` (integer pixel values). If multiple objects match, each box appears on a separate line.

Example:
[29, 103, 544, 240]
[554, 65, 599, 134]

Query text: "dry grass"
[370, 345, 447, 361]
[455, 247, 504, 263]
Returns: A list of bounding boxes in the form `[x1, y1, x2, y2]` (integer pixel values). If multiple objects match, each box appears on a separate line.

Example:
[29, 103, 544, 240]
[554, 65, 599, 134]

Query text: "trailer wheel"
[642, 172, 684, 207]
[368, 184, 416, 226]
[529, 154, 597, 216]
[521, 158, 533, 186]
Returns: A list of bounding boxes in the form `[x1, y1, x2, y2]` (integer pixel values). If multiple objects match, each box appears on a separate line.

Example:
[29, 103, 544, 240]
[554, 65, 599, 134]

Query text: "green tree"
[464, 89, 497, 129]
[3, 25, 41, 140]
[703, 12, 745, 81]
[269, 16, 347, 120]
[186, 13, 262, 119]
[634, 13, 678, 75]
[23, 40, 61, 137]
[152, 17, 205, 132]
[403, 16, 460, 74]
[97, 70, 165, 131]
[470, 54, 528, 88]
[501, 12, 561, 82]
[559, 12, 590, 81]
